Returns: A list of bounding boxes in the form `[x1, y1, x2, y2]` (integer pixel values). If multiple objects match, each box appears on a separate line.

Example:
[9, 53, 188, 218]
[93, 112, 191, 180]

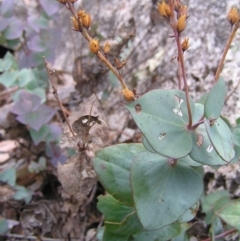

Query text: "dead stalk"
[43, 56, 75, 136]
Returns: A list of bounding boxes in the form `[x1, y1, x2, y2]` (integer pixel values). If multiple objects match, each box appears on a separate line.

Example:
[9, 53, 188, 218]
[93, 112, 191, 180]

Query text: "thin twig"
[200, 228, 236, 241]
[43, 56, 75, 136]
[214, 23, 239, 83]
[1, 233, 81, 241]
[65, 0, 127, 89]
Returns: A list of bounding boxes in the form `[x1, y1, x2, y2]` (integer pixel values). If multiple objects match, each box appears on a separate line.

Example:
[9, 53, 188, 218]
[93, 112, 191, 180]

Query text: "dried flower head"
[81, 13, 91, 29]
[176, 14, 187, 33]
[103, 41, 111, 54]
[71, 17, 80, 31]
[89, 39, 100, 54]
[158, 1, 171, 18]
[227, 7, 239, 25]
[181, 37, 189, 52]
[178, 5, 188, 17]
[122, 87, 135, 102]
[77, 10, 91, 29]
[77, 10, 85, 19]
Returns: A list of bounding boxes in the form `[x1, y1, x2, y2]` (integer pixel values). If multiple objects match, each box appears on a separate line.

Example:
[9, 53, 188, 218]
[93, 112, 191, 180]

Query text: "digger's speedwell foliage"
[58, 0, 240, 240]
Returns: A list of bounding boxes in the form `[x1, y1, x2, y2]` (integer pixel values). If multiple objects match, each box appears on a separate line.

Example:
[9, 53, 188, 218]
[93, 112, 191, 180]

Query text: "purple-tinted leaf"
[0, 16, 9, 31]
[39, 0, 59, 17]
[46, 123, 62, 142]
[40, 28, 61, 48]
[4, 18, 23, 40]
[30, 125, 49, 145]
[1, 0, 14, 16]
[27, 15, 49, 33]
[16, 104, 55, 131]
[11, 90, 42, 115]
[46, 143, 60, 158]
[27, 35, 47, 52]
[51, 154, 67, 167]
[46, 144, 67, 167]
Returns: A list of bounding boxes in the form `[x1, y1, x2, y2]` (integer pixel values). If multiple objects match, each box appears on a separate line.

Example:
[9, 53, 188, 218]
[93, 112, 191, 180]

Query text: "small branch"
[66, 0, 127, 89]
[214, 24, 239, 83]
[201, 228, 236, 241]
[168, 0, 192, 128]
[43, 56, 75, 137]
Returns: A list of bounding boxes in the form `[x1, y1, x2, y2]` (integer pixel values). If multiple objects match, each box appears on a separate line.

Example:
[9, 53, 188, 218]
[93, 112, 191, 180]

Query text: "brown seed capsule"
[81, 13, 91, 29]
[181, 37, 189, 52]
[89, 39, 100, 54]
[176, 14, 187, 33]
[71, 17, 80, 31]
[103, 41, 111, 54]
[122, 87, 135, 102]
[77, 10, 85, 19]
[158, 1, 171, 18]
[227, 7, 239, 25]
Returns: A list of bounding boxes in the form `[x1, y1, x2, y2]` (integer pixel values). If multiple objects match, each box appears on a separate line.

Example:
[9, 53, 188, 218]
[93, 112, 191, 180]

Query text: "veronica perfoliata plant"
[55, 0, 240, 240]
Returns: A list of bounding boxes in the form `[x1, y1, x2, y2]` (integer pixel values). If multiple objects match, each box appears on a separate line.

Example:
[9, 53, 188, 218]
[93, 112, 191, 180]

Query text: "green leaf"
[103, 229, 129, 241]
[97, 195, 142, 235]
[201, 190, 230, 224]
[231, 145, 240, 163]
[143, 136, 202, 166]
[190, 124, 226, 165]
[171, 223, 191, 241]
[210, 216, 223, 240]
[178, 202, 199, 223]
[93, 144, 145, 205]
[3, 51, 18, 70]
[204, 78, 226, 119]
[233, 127, 240, 146]
[191, 103, 225, 165]
[130, 152, 203, 230]
[126, 90, 195, 159]
[14, 186, 32, 203]
[17, 68, 36, 87]
[29, 125, 49, 145]
[0, 219, 8, 235]
[132, 223, 181, 241]
[28, 157, 46, 173]
[0, 70, 19, 87]
[216, 201, 240, 232]
[205, 118, 235, 162]
[0, 168, 16, 186]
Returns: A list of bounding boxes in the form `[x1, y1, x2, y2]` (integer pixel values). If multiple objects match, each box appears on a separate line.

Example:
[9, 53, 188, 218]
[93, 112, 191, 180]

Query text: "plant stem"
[168, 0, 192, 128]
[43, 57, 75, 137]
[214, 23, 239, 83]
[66, 0, 127, 89]
[201, 228, 236, 241]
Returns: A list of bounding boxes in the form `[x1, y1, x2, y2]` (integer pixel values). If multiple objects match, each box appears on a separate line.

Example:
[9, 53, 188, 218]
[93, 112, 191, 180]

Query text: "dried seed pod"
[181, 37, 189, 52]
[158, 1, 172, 18]
[227, 7, 239, 25]
[122, 87, 135, 101]
[176, 14, 187, 33]
[89, 39, 100, 54]
[71, 17, 80, 31]
[81, 13, 91, 29]
[103, 41, 111, 54]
